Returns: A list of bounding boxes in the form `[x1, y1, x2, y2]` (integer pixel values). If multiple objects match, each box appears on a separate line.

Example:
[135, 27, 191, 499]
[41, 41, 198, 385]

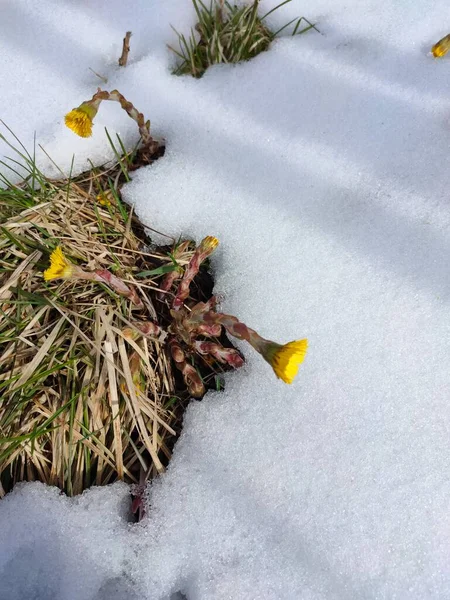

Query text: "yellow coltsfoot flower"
[44, 247, 75, 281]
[200, 236, 219, 252]
[64, 101, 99, 138]
[182, 309, 308, 384]
[265, 339, 308, 384]
[431, 34, 450, 58]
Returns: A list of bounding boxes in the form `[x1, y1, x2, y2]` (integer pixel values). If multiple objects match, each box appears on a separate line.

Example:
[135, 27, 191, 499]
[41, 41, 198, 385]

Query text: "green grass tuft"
[0, 123, 56, 221]
[169, 0, 318, 78]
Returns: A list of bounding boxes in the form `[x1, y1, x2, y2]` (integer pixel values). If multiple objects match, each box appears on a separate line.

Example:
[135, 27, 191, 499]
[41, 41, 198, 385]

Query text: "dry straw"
[0, 178, 189, 496]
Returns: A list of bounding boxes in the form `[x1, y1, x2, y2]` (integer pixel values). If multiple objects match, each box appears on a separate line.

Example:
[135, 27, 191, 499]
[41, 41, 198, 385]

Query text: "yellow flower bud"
[432, 34, 450, 58]
[96, 191, 113, 206]
[200, 236, 219, 253]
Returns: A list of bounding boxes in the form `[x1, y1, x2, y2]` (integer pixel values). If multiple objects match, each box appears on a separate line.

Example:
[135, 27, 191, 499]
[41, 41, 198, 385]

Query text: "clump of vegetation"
[0, 92, 307, 500]
[169, 0, 318, 78]
[0, 152, 234, 497]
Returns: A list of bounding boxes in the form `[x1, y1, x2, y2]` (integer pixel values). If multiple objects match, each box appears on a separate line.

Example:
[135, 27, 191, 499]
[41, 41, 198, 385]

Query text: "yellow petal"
[64, 104, 96, 138]
[44, 247, 74, 281]
[271, 339, 308, 384]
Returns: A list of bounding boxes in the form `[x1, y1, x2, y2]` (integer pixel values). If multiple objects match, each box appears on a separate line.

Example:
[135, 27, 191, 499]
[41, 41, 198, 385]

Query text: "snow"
[1, 0, 450, 598]
[0, 482, 135, 600]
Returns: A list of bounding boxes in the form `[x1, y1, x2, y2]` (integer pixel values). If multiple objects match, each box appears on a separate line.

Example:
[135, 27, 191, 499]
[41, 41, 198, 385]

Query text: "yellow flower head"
[432, 34, 450, 58]
[200, 236, 219, 253]
[44, 247, 74, 281]
[96, 191, 112, 207]
[267, 339, 308, 384]
[64, 102, 98, 138]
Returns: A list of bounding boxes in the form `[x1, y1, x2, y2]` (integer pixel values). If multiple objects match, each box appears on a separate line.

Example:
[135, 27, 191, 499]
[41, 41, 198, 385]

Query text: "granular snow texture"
[0, 0, 449, 598]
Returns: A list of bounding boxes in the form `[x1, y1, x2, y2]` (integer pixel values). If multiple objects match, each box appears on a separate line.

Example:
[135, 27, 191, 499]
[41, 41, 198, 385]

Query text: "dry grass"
[0, 173, 202, 497]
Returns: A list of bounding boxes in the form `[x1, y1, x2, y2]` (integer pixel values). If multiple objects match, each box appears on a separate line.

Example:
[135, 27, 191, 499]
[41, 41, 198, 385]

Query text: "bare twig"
[119, 31, 132, 67]
[89, 67, 108, 84]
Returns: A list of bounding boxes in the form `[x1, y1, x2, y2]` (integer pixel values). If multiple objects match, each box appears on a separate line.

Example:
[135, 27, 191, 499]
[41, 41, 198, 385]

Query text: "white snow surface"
[1, 0, 450, 598]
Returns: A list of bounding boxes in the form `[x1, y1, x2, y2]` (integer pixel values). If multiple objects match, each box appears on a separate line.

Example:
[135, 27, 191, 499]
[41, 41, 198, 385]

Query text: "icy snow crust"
[1, 0, 450, 598]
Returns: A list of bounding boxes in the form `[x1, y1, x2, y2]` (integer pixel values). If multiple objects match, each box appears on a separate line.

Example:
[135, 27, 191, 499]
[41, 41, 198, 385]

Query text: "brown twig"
[119, 31, 132, 67]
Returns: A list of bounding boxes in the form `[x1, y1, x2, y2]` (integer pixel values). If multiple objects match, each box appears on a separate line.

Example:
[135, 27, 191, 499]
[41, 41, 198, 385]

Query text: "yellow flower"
[96, 191, 112, 206]
[64, 102, 98, 137]
[268, 339, 308, 384]
[44, 247, 74, 281]
[200, 236, 219, 253]
[432, 34, 450, 58]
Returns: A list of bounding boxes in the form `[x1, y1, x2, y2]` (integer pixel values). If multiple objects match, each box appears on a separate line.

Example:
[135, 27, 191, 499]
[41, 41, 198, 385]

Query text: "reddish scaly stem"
[122, 320, 162, 340]
[168, 338, 205, 398]
[93, 269, 143, 308]
[185, 310, 271, 356]
[91, 88, 153, 145]
[158, 241, 190, 299]
[194, 340, 244, 368]
[172, 237, 218, 310]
